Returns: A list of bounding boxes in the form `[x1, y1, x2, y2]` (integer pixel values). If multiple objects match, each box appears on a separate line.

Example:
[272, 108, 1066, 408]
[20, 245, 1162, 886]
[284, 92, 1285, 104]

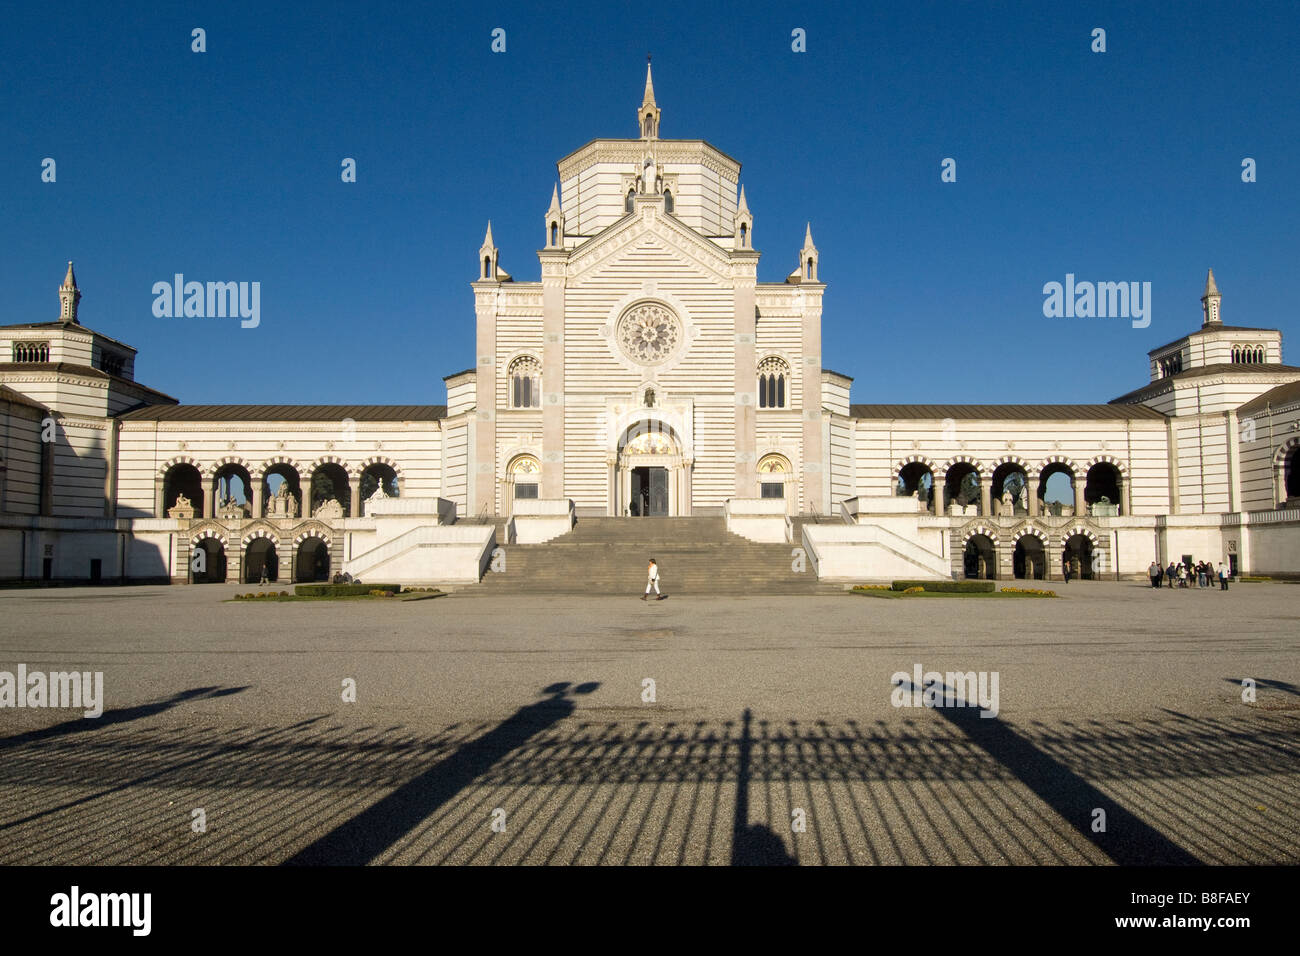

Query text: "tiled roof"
[850, 403, 1166, 421]
[118, 404, 447, 422]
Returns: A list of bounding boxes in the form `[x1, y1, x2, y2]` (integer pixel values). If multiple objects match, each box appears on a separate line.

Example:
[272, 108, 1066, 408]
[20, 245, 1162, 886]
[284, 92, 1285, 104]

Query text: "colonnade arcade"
[180, 522, 338, 585]
[157, 455, 405, 521]
[895, 454, 1130, 518]
[955, 523, 1107, 581]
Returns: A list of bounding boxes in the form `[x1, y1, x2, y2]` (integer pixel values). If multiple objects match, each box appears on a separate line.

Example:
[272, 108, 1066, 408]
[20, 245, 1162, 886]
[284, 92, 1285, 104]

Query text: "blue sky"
[2, 1, 1296, 405]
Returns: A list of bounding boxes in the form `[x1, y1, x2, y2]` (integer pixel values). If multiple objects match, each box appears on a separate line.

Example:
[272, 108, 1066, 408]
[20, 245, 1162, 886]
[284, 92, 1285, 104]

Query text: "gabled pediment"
[566, 204, 734, 285]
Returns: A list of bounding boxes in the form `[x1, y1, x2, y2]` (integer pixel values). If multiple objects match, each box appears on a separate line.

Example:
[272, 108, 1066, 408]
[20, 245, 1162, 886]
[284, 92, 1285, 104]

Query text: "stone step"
[471, 515, 834, 594]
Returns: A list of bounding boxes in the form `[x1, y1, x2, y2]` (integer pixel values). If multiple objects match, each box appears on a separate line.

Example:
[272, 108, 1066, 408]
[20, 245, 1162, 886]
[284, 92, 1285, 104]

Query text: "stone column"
[1028, 477, 1039, 517]
[350, 482, 361, 518]
[734, 253, 759, 501]
[203, 480, 215, 519]
[606, 457, 616, 516]
[154, 479, 165, 518]
[979, 481, 991, 517]
[931, 474, 943, 515]
[540, 254, 567, 499]
[252, 481, 264, 520]
[1074, 478, 1087, 517]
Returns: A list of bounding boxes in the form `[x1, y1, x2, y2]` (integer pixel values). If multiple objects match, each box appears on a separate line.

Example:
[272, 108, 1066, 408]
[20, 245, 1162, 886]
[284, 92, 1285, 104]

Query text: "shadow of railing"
[0, 692, 1296, 865]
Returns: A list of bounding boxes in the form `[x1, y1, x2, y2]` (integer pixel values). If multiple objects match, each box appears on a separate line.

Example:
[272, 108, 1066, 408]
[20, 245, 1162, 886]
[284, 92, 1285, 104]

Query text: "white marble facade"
[3, 68, 1300, 584]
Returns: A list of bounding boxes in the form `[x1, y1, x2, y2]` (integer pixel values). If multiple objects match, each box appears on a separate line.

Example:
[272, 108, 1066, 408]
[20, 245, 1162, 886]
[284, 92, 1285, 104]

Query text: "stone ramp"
[473, 516, 844, 595]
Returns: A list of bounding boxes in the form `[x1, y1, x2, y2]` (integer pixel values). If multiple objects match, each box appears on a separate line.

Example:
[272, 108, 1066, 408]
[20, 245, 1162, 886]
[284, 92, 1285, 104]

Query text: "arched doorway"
[162, 462, 203, 517]
[505, 455, 541, 514]
[296, 538, 330, 582]
[898, 461, 938, 513]
[191, 538, 227, 583]
[944, 462, 982, 515]
[1013, 534, 1046, 580]
[1085, 462, 1123, 516]
[263, 463, 303, 519]
[1063, 534, 1094, 580]
[359, 463, 400, 515]
[1038, 462, 1076, 516]
[245, 537, 278, 583]
[309, 462, 351, 518]
[617, 421, 687, 517]
[963, 533, 997, 579]
[991, 462, 1029, 517]
[1284, 446, 1300, 501]
[757, 453, 794, 512]
[212, 462, 252, 516]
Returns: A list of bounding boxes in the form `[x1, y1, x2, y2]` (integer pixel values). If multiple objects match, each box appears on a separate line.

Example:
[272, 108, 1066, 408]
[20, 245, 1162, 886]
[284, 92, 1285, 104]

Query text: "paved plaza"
[0, 581, 1296, 865]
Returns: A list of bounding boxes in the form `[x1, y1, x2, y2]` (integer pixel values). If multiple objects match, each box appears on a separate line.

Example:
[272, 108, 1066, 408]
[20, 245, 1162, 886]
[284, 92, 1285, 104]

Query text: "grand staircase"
[472, 516, 845, 595]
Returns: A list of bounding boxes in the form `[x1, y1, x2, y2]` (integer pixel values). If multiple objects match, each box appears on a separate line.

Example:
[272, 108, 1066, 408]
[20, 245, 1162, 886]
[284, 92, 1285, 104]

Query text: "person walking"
[1198, 561, 1208, 589]
[1148, 560, 1161, 589]
[1218, 562, 1230, 591]
[1177, 562, 1187, 588]
[642, 557, 661, 601]
[1166, 561, 1176, 588]
[1063, 554, 1072, 584]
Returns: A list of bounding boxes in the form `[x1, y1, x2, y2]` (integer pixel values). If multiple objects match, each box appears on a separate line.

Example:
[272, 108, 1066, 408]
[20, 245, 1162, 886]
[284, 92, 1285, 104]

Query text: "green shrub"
[294, 583, 402, 597]
[892, 580, 995, 593]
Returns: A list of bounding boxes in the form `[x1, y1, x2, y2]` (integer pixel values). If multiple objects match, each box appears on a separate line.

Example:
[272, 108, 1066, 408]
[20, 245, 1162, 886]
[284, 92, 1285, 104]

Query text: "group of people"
[1148, 559, 1229, 590]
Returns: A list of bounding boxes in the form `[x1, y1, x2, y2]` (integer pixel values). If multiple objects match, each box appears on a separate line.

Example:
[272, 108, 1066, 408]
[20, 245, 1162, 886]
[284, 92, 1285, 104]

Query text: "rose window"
[616, 302, 681, 365]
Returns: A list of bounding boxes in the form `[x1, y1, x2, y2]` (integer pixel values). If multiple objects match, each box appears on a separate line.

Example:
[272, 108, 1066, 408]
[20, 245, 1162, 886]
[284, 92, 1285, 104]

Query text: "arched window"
[664, 189, 673, 214]
[508, 355, 542, 409]
[550, 222, 558, 246]
[1232, 347, 1240, 363]
[757, 453, 791, 499]
[739, 223, 747, 247]
[626, 189, 635, 213]
[13, 342, 49, 363]
[483, 256, 491, 279]
[510, 455, 540, 500]
[757, 356, 790, 409]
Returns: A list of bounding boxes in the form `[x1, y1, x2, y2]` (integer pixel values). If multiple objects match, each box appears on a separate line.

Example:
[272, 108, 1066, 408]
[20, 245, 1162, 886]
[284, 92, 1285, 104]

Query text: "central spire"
[638, 57, 661, 140]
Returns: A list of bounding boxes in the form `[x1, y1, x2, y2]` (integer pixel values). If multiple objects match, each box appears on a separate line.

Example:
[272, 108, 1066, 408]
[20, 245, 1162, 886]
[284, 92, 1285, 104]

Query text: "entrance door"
[648, 467, 668, 516]
[630, 466, 669, 516]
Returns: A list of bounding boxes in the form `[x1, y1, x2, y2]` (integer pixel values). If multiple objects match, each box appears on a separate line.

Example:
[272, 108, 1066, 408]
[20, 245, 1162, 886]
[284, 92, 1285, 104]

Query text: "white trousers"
[645, 579, 660, 594]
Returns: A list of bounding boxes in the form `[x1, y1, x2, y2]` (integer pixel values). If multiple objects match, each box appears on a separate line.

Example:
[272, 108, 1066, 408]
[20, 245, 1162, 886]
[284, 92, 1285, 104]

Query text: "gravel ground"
[0, 580, 1296, 865]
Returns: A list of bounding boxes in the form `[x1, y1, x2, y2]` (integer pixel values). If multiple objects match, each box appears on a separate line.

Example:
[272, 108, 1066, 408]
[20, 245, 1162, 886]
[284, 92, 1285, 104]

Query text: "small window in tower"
[483, 256, 491, 279]
[740, 223, 747, 247]
[550, 222, 558, 246]
[664, 189, 673, 214]
[626, 189, 635, 213]
[13, 342, 50, 363]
